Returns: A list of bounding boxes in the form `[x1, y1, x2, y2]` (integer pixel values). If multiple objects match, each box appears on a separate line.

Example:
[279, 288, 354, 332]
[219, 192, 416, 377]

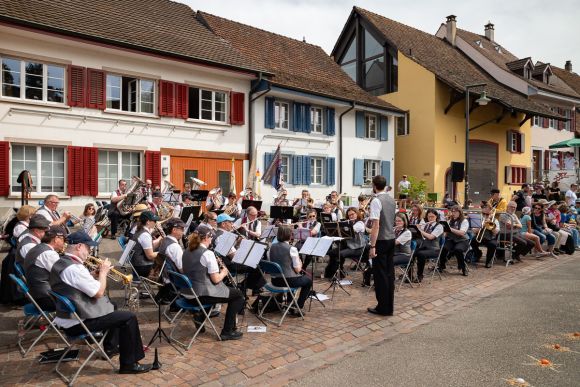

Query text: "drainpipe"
[248, 73, 271, 169]
[338, 102, 355, 193]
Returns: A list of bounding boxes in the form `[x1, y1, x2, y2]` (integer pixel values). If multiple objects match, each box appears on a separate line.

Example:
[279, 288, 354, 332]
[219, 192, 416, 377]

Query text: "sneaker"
[220, 330, 243, 341]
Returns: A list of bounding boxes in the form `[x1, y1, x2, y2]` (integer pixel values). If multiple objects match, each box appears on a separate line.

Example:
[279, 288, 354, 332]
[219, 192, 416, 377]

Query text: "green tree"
[403, 176, 428, 203]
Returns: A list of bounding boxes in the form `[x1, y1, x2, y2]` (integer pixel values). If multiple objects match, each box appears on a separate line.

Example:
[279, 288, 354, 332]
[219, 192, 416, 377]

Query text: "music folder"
[180, 205, 201, 222]
[260, 225, 278, 240]
[190, 190, 209, 202]
[439, 220, 452, 233]
[407, 224, 424, 239]
[293, 227, 310, 241]
[232, 239, 267, 269]
[214, 231, 237, 257]
[270, 205, 293, 220]
[241, 200, 262, 210]
[118, 240, 136, 266]
[298, 237, 334, 257]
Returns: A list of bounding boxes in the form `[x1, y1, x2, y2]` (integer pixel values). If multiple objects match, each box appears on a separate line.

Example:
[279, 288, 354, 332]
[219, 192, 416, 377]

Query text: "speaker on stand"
[451, 162, 465, 182]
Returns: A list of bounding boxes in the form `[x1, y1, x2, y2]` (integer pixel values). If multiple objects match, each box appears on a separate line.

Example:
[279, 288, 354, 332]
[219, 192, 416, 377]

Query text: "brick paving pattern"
[0, 248, 576, 386]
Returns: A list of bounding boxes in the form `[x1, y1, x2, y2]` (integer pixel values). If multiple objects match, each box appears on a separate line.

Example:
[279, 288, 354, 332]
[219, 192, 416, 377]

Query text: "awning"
[549, 138, 580, 149]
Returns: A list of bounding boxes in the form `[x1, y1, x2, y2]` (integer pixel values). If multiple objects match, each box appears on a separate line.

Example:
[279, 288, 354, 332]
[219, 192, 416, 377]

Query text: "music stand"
[260, 225, 278, 242]
[322, 221, 355, 298]
[190, 190, 209, 203]
[180, 205, 201, 223]
[270, 206, 293, 220]
[232, 239, 268, 325]
[241, 200, 262, 211]
[163, 192, 180, 206]
[299, 237, 333, 310]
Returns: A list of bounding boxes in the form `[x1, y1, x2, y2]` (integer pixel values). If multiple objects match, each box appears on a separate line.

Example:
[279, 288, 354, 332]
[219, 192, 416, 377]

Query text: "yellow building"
[332, 8, 561, 205]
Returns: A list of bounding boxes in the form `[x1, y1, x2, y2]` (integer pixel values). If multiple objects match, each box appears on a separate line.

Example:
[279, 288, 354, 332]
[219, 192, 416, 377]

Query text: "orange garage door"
[170, 157, 243, 195]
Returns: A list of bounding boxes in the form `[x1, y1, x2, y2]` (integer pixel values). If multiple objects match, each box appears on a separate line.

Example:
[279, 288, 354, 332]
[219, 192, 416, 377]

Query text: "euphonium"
[85, 255, 133, 284]
[209, 187, 223, 208]
[117, 176, 146, 216]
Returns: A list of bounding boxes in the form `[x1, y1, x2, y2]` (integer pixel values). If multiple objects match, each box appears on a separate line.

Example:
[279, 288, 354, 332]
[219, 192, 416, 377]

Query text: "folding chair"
[161, 259, 182, 323]
[350, 246, 367, 272]
[166, 271, 221, 350]
[258, 261, 304, 326]
[396, 250, 416, 291]
[49, 291, 115, 386]
[117, 236, 128, 250]
[9, 274, 69, 357]
[428, 236, 446, 284]
[14, 261, 26, 282]
[119, 240, 159, 308]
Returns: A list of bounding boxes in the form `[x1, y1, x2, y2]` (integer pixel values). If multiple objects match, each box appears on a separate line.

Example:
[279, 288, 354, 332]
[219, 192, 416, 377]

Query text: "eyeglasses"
[308, 215, 317, 219]
[533, 207, 542, 210]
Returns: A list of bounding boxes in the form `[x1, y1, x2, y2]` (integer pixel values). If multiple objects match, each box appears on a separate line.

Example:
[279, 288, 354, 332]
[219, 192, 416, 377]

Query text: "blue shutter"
[325, 108, 336, 136]
[264, 152, 274, 179]
[353, 159, 364, 185]
[381, 160, 391, 185]
[292, 155, 303, 185]
[302, 156, 311, 185]
[356, 111, 365, 138]
[304, 104, 312, 133]
[379, 116, 388, 141]
[325, 157, 336, 186]
[292, 103, 300, 132]
[265, 97, 275, 129]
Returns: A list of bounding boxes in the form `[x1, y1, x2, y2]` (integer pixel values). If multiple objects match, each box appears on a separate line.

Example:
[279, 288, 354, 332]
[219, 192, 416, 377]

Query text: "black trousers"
[35, 296, 55, 311]
[272, 275, 312, 308]
[325, 245, 363, 278]
[498, 234, 535, 260]
[64, 311, 145, 367]
[373, 239, 395, 315]
[439, 239, 469, 270]
[133, 265, 152, 278]
[470, 237, 498, 265]
[197, 287, 244, 333]
[414, 247, 440, 278]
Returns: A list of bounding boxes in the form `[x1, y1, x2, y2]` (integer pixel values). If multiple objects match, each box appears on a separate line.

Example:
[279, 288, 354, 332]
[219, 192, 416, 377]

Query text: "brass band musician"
[324, 207, 365, 279]
[470, 202, 499, 268]
[293, 190, 312, 219]
[489, 188, 507, 213]
[130, 211, 162, 277]
[234, 206, 261, 240]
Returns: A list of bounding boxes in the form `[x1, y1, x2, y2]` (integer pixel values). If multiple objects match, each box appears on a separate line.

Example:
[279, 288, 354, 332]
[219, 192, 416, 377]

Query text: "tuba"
[209, 187, 223, 208]
[191, 177, 206, 191]
[117, 176, 146, 216]
[161, 180, 175, 195]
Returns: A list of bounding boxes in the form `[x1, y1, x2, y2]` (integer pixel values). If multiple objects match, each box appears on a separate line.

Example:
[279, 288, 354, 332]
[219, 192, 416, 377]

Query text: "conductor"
[367, 175, 396, 316]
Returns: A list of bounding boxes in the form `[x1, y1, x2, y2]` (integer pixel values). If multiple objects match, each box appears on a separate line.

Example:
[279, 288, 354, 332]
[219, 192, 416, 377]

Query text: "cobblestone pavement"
[0, 239, 576, 386]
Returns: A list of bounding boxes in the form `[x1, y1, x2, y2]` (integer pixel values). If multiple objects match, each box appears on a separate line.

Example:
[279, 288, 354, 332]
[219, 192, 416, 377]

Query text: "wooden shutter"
[542, 116, 549, 128]
[381, 160, 391, 185]
[265, 97, 275, 129]
[158, 80, 176, 117]
[325, 108, 336, 136]
[557, 108, 564, 130]
[302, 156, 312, 185]
[304, 104, 312, 133]
[355, 111, 365, 138]
[505, 166, 513, 184]
[292, 103, 301, 132]
[145, 151, 161, 187]
[379, 116, 389, 141]
[230, 92, 245, 125]
[353, 159, 364, 185]
[292, 155, 303, 185]
[519, 133, 525, 153]
[67, 65, 86, 107]
[86, 68, 106, 110]
[325, 157, 336, 186]
[175, 83, 189, 119]
[83, 147, 98, 196]
[67, 146, 84, 196]
[0, 141, 9, 196]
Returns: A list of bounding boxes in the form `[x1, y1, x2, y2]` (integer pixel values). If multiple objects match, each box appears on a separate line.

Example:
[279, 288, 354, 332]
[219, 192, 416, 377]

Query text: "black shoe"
[220, 330, 243, 341]
[193, 315, 206, 333]
[461, 267, 468, 276]
[209, 309, 220, 318]
[288, 308, 304, 317]
[119, 362, 153, 374]
[485, 263, 491, 268]
[99, 347, 119, 360]
[367, 307, 392, 316]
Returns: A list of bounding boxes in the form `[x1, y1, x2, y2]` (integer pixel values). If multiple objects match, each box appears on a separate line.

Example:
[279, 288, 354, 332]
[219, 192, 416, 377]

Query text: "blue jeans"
[533, 228, 555, 246]
[567, 228, 580, 247]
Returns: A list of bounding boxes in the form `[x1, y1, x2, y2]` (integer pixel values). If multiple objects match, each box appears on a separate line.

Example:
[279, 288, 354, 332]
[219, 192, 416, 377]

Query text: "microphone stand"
[147, 288, 183, 368]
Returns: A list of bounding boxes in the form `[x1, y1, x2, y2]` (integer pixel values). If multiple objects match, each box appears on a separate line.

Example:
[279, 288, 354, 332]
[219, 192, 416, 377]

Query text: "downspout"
[338, 102, 355, 193]
[248, 73, 271, 169]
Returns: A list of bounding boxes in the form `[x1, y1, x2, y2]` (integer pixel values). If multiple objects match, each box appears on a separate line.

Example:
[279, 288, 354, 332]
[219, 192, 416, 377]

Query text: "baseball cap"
[166, 217, 186, 229]
[44, 226, 65, 240]
[140, 211, 160, 222]
[195, 223, 214, 239]
[490, 188, 500, 194]
[216, 213, 235, 224]
[66, 231, 98, 247]
[29, 214, 50, 230]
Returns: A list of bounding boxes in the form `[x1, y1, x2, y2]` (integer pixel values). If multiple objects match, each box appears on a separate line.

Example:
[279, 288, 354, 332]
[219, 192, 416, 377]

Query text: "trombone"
[84, 255, 133, 284]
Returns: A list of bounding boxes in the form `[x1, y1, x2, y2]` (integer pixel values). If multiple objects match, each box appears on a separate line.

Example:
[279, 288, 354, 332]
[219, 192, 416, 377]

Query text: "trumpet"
[84, 255, 133, 284]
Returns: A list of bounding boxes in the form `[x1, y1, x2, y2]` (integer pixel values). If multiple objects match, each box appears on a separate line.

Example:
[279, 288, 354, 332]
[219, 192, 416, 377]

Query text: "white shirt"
[110, 189, 122, 201]
[137, 228, 153, 250]
[369, 192, 387, 220]
[352, 220, 365, 233]
[424, 223, 444, 238]
[36, 206, 56, 223]
[165, 236, 183, 271]
[450, 219, 470, 233]
[19, 234, 41, 259]
[396, 229, 412, 246]
[54, 254, 101, 329]
[13, 221, 28, 239]
[234, 217, 262, 236]
[199, 242, 220, 274]
[564, 156, 576, 170]
[32, 244, 60, 271]
[551, 157, 560, 170]
[565, 189, 577, 206]
[398, 180, 410, 192]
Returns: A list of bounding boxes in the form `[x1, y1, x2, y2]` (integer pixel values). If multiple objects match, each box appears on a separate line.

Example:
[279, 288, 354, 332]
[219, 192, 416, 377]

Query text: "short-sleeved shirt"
[13, 222, 28, 239]
[565, 190, 577, 206]
[396, 229, 412, 245]
[165, 236, 183, 271]
[369, 193, 385, 220]
[520, 215, 531, 233]
[199, 242, 220, 274]
[19, 234, 41, 259]
[34, 245, 61, 272]
[267, 241, 300, 270]
[137, 228, 153, 250]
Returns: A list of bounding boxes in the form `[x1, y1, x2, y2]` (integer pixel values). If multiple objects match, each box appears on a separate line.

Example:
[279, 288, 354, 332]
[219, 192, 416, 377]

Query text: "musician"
[80, 203, 98, 239]
[13, 205, 36, 240]
[109, 179, 129, 239]
[36, 194, 72, 235]
[181, 181, 192, 203]
[293, 190, 311, 219]
[154, 218, 185, 304]
[51, 231, 152, 374]
[206, 188, 225, 212]
[130, 211, 162, 277]
[438, 205, 470, 276]
[201, 211, 219, 232]
[328, 191, 344, 219]
[149, 191, 163, 216]
[414, 209, 444, 282]
[324, 208, 365, 279]
[408, 204, 425, 226]
[222, 192, 241, 218]
[274, 189, 290, 206]
[127, 203, 149, 237]
[182, 224, 244, 340]
[240, 186, 256, 201]
[392, 213, 413, 268]
[24, 227, 65, 310]
[368, 175, 396, 316]
[142, 179, 153, 203]
[498, 201, 535, 263]
[357, 194, 370, 219]
[470, 202, 499, 268]
[268, 225, 312, 315]
[234, 206, 261, 240]
[296, 209, 321, 269]
[321, 202, 338, 221]
[214, 213, 238, 256]
[15, 215, 50, 266]
[489, 188, 507, 213]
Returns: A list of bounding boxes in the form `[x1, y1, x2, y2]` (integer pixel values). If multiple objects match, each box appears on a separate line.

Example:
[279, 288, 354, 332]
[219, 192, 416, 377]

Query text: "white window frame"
[363, 159, 380, 186]
[199, 88, 227, 123]
[274, 101, 289, 129]
[280, 155, 291, 184]
[97, 150, 142, 195]
[508, 131, 523, 153]
[365, 113, 378, 139]
[532, 116, 540, 127]
[0, 56, 65, 104]
[11, 144, 66, 194]
[105, 74, 156, 115]
[310, 157, 324, 185]
[310, 106, 323, 133]
[396, 115, 408, 136]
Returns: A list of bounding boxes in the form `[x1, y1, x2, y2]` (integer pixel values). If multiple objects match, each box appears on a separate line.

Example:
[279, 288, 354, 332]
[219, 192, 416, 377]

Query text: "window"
[274, 101, 289, 129]
[310, 107, 323, 133]
[549, 117, 556, 129]
[564, 109, 572, 131]
[11, 145, 65, 193]
[218, 171, 230, 195]
[310, 157, 324, 185]
[396, 115, 408, 136]
[1, 57, 64, 103]
[508, 131, 524, 153]
[280, 155, 291, 184]
[98, 150, 141, 193]
[106, 74, 154, 114]
[506, 166, 527, 185]
[365, 114, 378, 139]
[533, 116, 540, 127]
[188, 87, 227, 122]
[184, 170, 198, 183]
[340, 34, 357, 82]
[363, 160, 380, 185]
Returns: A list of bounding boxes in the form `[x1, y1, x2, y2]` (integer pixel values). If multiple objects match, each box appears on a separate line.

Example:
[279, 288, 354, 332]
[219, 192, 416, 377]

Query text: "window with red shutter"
[145, 151, 161, 187]
[83, 147, 99, 196]
[86, 68, 106, 110]
[0, 141, 9, 196]
[230, 92, 245, 125]
[158, 80, 176, 117]
[67, 65, 86, 107]
[542, 117, 549, 128]
[175, 83, 189, 119]
[67, 146, 84, 196]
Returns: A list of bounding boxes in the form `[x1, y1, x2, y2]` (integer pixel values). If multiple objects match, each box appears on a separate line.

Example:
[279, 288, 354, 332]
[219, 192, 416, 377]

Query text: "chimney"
[565, 60, 573, 72]
[446, 15, 457, 47]
[484, 21, 494, 41]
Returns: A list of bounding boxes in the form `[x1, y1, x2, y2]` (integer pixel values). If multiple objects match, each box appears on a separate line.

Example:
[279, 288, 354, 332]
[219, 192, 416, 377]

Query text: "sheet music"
[312, 237, 334, 257]
[214, 231, 237, 257]
[321, 236, 343, 242]
[233, 239, 253, 265]
[118, 240, 136, 266]
[260, 225, 278, 239]
[298, 237, 319, 255]
[245, 242, 267, 269]
[293, 228, 310, 241]
[184, 213, 194, 232]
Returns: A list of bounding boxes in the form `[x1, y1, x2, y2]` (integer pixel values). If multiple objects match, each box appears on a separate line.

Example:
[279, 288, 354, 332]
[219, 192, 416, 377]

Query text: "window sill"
[185, 118, 230, 128]
[1, 97, 69, 109]
[104, 109, 159, 119]
[8, 194, 70, 200]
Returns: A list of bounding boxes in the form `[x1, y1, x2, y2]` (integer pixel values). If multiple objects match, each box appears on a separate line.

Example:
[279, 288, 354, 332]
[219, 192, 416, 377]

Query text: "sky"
[180, 0, 579, 70]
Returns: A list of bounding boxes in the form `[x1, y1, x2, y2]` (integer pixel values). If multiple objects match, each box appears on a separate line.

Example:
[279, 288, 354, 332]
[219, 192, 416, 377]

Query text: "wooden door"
[170, 156, 243, 195]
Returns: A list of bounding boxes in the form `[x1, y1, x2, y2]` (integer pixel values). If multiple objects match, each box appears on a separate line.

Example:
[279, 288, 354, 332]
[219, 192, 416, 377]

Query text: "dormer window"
[494, 45, 502, 54]
[475, 40, 483, 48]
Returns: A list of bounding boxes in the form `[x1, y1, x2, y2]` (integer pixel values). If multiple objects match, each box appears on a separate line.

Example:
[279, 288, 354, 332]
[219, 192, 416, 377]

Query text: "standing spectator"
[397, 175, 410, 209]
[565, 184, 578, 207]
[564, 152, 576, 170]
[550, 152, 560, 170]
[512, 184, 532, 212]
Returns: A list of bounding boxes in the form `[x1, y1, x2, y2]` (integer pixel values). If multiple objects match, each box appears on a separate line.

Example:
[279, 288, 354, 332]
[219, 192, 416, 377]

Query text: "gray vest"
[50, 255, 114, 320]
[447, 219, 469, 241]
[394, 230, 412, 255]
[37, 207, 69, 235]
[24, 243, 53, 300]
[131, 228, 152, 267]
[158, 237, 178, 272]
[269, 242, 300, 279]
[419, 223, 441, 250]
[346, 222, 366, 250]
[15, 235, 38, 266]
[376, 193, 395, 240]
[182, 246, 230, 298]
